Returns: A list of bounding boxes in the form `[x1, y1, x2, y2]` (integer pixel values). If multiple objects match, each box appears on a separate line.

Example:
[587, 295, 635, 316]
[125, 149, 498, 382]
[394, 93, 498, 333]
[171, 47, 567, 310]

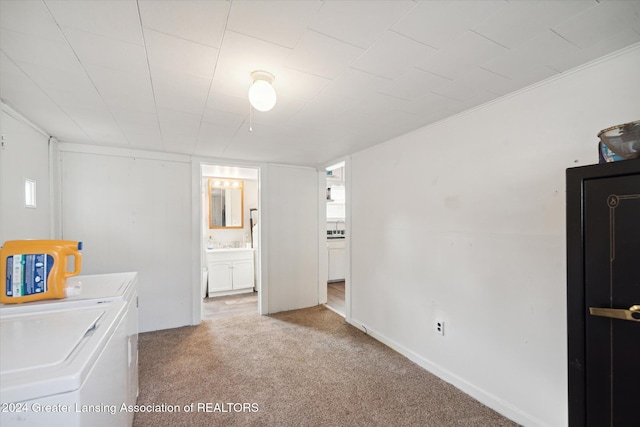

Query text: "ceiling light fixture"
[248, 71, 276, 112]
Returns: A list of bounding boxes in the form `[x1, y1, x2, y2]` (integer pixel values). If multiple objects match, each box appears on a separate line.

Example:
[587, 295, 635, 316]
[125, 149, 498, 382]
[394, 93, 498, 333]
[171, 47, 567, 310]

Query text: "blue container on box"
[599, 141, 625, 163]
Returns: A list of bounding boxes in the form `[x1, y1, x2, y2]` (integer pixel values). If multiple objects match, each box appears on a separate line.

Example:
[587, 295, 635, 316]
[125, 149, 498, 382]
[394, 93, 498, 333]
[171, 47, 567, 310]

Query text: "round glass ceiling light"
[248, 71, 276, 112]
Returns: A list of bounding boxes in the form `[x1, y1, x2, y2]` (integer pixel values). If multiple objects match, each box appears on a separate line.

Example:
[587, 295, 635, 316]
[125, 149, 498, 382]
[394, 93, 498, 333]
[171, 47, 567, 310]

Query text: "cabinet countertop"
[206, 247, 254, 253]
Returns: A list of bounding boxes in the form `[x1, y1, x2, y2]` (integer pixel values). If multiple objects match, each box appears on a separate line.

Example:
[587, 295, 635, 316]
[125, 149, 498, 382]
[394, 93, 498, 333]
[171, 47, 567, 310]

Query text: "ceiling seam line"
[220, 119, 249, 156]
[305, 27, 367, 50]
[42, 0, 130, 146]
[412, 66, 455, 82]
[280, 65, 334, 81]
[141, 27, 222, 50]
[549, 28, 583, 50]
[207, 3, 234, 156]
[477, 66, 513, 81]
[387, 28, 440, 51]
[318, 0, 421, 100]
[337, 1, 423, 68]
[469, 29, 511, 51]
[1, 37, 91, 143]
[135, 0, 165, 152]
[225, 29, 294, 51]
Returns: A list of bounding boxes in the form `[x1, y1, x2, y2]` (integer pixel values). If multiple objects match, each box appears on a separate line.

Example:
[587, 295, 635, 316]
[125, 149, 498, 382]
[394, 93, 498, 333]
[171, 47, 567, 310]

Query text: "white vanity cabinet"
[206, 249, 255, 296]
[327, 239, 346, 282]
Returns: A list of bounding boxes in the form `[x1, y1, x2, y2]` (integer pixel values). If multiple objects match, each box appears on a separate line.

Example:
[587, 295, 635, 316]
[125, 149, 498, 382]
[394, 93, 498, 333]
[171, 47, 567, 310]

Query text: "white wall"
[0, 114, 320, 327]
[264, 164, 319, 313]
[58, 144, 192, 332]
[0, 106, 51, 242]
[348, 45, 640, 427]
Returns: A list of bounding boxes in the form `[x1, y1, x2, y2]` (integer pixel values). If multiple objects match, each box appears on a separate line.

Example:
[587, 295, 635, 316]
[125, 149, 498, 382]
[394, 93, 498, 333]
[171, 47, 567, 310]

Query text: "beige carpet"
[134, 305, 518, 426]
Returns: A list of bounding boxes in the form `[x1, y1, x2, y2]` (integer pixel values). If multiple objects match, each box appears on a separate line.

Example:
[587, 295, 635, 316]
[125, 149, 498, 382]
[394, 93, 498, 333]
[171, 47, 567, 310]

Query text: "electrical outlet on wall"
[435, 320, 445, 336]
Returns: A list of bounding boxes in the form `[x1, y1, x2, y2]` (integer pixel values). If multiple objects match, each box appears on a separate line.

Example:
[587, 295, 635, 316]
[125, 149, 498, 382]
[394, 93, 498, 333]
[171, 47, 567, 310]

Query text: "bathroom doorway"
[199, 163, 261, 317]
[325, 161, 347, 317]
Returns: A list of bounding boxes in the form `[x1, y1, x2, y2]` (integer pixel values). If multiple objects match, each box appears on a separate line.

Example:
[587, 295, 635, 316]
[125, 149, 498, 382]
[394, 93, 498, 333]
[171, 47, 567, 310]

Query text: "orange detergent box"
[0, 240, 82, 304]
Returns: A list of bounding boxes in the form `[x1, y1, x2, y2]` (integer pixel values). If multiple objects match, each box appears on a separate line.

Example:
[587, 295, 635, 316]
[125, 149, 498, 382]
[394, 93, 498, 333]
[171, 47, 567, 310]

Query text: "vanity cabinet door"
[328, 241, 346, 281]
[206, 249, 255, 295]
[208, 261, 233, 292]
[232, 259, 254, 290]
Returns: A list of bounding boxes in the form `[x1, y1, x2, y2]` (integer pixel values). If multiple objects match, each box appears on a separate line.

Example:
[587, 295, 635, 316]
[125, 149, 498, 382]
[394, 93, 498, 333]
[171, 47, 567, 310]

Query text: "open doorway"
[200, 163, 261, 319]
[325, 161, 346, 316]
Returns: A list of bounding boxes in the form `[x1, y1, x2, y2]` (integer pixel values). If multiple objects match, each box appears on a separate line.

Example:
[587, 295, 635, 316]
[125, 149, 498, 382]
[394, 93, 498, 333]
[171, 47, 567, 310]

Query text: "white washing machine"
[0, 272, 138, 427]
[0, 302, 132, 426]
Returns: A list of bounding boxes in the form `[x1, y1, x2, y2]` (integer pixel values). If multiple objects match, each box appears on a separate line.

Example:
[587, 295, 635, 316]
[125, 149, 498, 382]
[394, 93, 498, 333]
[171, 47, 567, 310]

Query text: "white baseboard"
[323, 303, 345, 317]
[345, 316, 550, 427]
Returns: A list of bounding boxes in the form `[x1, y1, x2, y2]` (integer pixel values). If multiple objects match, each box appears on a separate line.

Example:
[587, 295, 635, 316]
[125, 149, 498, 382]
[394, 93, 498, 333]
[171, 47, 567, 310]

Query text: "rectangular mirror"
[208, 178, 244, 229]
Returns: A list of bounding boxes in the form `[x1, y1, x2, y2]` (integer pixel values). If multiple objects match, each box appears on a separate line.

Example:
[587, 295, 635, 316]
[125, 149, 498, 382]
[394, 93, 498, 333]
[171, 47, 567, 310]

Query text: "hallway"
[326, 281, 345, 315]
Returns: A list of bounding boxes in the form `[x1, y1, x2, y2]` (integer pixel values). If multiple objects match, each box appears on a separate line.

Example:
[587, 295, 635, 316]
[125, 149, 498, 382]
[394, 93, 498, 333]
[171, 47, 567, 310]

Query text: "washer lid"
[0, 310, 103, 374]
[0, 302, 125, 403]
[0, 272, 137, 314]
[65, 271, 136, 301]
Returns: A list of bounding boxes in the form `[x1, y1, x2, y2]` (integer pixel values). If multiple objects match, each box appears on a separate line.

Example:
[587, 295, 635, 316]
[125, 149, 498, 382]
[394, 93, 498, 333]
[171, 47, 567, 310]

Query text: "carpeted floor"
[133, 305, 518, 426]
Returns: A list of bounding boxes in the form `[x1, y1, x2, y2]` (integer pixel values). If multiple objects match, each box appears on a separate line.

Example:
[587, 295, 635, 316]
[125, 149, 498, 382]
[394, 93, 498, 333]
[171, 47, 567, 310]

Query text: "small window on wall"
[25, 179, 36, 208]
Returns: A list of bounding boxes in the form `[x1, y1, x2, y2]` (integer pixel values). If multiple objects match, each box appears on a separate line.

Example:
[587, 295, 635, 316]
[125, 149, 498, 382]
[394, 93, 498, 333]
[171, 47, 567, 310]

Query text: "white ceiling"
[1, 0, 639, 167]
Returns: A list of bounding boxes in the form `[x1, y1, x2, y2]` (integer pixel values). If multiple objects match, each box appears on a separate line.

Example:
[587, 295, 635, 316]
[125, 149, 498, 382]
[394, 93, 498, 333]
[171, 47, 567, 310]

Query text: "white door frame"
[191, 158, 265, 325]
[319, 157, 351, 320]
